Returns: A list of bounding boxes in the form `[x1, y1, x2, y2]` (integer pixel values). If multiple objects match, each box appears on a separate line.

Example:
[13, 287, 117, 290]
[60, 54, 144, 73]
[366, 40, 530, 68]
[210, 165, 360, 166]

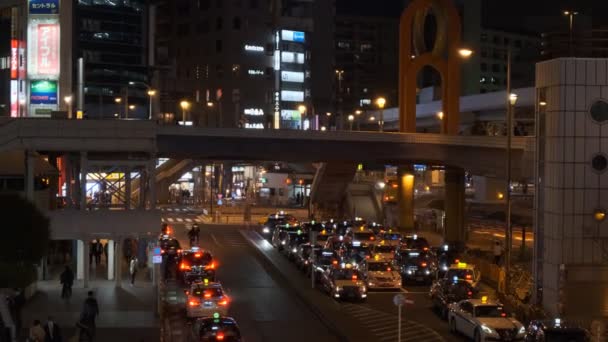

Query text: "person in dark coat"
[60, 265, 74, 299]
[80, 291, 99, 340]
[43, 316, 62, 342]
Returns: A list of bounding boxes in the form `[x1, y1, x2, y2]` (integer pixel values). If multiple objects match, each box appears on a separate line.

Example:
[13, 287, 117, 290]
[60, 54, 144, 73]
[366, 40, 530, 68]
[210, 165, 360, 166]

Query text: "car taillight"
[352, 275, 358, 280]
[204, 293, 212, 299]
[421, 262, 427, 267]
[218, 298, 229, 306]
[332, 260, 338, 265]
[205, 262, 216, 270]
[465, 274, 472, 280]
[195, 253, 202, 258]
[188, 299, 199, 307]
[216, 332, 225, 341]
[467, 291, 472, 297]
[501, 313, 506, 317]
[180, 263, 191, 270]
[370, 236, 375, 241]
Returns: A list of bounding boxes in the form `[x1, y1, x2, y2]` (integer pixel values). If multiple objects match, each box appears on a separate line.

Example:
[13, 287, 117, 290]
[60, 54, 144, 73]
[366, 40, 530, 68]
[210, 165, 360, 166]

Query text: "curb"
[240, 230, 376, 342]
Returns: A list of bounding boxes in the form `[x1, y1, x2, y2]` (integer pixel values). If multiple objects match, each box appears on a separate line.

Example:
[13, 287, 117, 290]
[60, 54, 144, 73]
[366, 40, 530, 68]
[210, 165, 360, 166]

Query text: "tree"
[0, 193, 50, 263]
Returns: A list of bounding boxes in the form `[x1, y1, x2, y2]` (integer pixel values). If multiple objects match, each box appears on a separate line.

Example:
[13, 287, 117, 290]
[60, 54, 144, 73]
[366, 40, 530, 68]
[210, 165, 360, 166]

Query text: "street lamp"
[114, 97, 122, 118]
[64, 95, 73, 119]
[147, 89, 156, 120]
[564, 10, 578, 56]
[180, 100, 191, 125]
[375, 97, 386, 132]
[298, 105, 307, 130]
[207, 101, 214, 107]
[129, 104, 136, 110]
[347, 114, 355, 131]
[458, 48, 474, 58]
[355, 109, 362, 130]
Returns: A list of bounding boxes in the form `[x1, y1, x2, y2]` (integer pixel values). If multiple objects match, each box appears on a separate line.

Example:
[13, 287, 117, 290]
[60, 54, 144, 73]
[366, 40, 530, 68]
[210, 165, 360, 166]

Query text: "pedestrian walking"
[93, 242, 102, 266]
[28, 320, 46, 342]
[60, 265, 74, 299]
[129, 256, 138, 286]
[493, 241, 503, 265]
[43, 316, 62, 342]
[8, 288, 24, 334]
[80, 291, 99, 340]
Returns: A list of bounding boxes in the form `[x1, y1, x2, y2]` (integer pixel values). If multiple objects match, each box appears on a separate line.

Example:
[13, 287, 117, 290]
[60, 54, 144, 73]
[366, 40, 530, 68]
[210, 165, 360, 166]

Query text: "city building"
[0, 1, 26, 118]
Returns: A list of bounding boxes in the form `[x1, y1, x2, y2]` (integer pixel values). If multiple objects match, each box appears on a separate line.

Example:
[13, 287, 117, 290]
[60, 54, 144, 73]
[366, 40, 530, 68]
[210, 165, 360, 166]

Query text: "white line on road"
[176, 218, 183, 222]
[167, 218, 174, 222]
[211, 233, 221, 247]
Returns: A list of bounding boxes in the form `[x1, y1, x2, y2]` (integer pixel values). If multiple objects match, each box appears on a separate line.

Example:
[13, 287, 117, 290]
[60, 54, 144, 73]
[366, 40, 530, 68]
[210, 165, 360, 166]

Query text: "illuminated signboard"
[281, 51, 305, 64]
[10, 81, 18, 117]
[10, 40, 18, 79]
[281, 90, 304, 102]
[245, 123, 264, 129]
[281, 71, 304, 83]
[244, 44, 264, 52]
[281, 30, 305, 43]
[244, 108, 264, 116]
[29, 0, 59, 15]
[281, 110, 301, 121]
[28, 21, 60, 78]
[30, 80, 58, 105]
[248, 69, 264, 76]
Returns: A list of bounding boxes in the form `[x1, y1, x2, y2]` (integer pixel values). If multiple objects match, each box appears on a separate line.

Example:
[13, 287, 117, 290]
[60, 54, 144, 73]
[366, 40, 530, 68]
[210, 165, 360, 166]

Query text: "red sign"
[10, 39, 18, 79]
[37, 23, 59, 76]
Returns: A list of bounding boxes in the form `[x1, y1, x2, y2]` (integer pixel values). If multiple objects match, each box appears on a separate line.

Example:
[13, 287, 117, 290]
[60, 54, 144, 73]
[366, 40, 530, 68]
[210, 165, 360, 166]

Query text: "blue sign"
[153, 247, 161, 256]
[29, 0, 59, 14]
[30, 80, 57, 105]
[293, 31, 305, 42]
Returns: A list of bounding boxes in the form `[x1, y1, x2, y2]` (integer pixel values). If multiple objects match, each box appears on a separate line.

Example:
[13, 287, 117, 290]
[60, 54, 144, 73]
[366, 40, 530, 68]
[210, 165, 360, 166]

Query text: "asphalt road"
[165, 223, 340, 342]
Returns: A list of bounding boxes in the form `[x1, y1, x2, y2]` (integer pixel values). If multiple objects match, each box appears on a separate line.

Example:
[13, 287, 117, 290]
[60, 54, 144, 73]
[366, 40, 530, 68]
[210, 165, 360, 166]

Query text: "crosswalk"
[161, 206, 209, 224]
[341, 303, 445, 342]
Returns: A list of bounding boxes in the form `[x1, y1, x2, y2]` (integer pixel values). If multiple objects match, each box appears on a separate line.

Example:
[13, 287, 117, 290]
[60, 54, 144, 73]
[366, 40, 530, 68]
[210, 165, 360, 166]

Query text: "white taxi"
[185, 280, 230, 319]
[359, 258, 401, 290]
[448, 296, 525, 341]
[445, 262, 481, 289]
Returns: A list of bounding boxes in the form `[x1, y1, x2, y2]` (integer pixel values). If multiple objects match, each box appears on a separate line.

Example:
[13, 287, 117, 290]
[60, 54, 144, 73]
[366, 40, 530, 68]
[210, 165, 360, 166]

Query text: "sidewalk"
[20, 276, 159, 341]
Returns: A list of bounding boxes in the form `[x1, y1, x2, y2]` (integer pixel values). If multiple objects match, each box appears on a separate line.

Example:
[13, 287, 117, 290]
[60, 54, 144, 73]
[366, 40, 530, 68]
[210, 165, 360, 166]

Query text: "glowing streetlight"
[129, 104, 136, 110]
[347, 114, 355, 131]
[437, 111, 444, 120]
[64, 96, 73, 119]
[564, 10, 579, 56]
[458, 48, 474, 58]
[147, 89, 156, 120]
[207, 101, 214, 107]
[180, 100, 191, 125]
[375, 97, 386, 132]
[509, 93, 518, 106]
[298, 105, 307, 130]
[114, 97, 122, 103]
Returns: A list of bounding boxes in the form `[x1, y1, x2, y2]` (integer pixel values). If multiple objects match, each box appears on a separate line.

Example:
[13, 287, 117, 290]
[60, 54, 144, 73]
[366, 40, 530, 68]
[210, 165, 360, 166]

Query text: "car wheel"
[474, 329, 482, 342]
[449, 318, 457, 334]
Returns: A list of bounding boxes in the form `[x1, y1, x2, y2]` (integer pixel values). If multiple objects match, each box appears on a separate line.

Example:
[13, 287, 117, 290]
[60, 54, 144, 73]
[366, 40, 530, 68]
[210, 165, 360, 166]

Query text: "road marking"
[210, 233, 221, 247]
[167, 217, 174, 222]
[185, 218, 192, 222]
[176, 218, 184, 222]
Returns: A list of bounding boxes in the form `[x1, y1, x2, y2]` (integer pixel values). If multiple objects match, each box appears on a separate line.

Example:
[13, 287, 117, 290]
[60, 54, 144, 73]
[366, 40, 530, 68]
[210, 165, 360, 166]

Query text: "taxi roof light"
[351, 274, 358, 280]
[213, 312, 220, 319]
[194, 253, 202, 258]
[457, 262, 467, 268]
[555, 318, 561, 326]
[481, 296, 488, 304]
[204, 279, 209, 285]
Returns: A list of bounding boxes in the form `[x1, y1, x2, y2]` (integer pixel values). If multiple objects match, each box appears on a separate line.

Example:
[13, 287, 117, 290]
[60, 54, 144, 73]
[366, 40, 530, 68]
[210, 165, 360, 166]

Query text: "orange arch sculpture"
[399, 0, 462, 134]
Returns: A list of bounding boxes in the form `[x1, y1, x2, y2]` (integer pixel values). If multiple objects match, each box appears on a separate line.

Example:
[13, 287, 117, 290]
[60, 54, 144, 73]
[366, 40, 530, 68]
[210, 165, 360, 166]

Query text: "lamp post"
[375, 97, 386, 132]
[563, 10, 578, 56]
[114, 97, 122, 118]
[180, 100, 191, 125]
[147, 89, 156, 120]
[335, 69, 344, 129]
[354, 109, 362, 131]
[298, 105, 307, 130]
[505, 45, 518, 295]
[347, 114, 354, 131]
[64, 95, 73, 119]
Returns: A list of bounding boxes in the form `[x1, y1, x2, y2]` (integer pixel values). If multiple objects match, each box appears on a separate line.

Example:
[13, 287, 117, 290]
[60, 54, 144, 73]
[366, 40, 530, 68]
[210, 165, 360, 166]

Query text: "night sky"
[337, 0, 608, 31]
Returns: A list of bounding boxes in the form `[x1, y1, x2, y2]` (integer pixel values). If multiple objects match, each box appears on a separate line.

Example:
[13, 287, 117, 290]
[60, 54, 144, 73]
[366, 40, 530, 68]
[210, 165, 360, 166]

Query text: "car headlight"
[518, 326, 526, 335]
[442, 265, 448, 271]
[481, 325, 496, 335]
[359, 286, 366, 292]
[281, 241, 286, 245]
[292, 248, 297, 253]
[335, 286, 343, 291]
[263, 227, 270, 233]
[406, 270, 412, 275]
[425, 270, 430, 275]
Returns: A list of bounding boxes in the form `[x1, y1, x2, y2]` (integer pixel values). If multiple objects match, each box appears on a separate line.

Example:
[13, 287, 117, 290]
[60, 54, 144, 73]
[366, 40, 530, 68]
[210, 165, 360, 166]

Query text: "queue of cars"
[159, 224, 242, 341]
[258, 214, 591, 342]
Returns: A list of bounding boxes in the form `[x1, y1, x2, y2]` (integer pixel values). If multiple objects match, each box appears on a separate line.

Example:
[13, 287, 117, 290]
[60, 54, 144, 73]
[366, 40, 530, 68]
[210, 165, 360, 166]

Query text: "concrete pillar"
[139, 169, 146, 209]
[76, 240, 84, 280]
[115, 237, 122, 287]
[25, 151, 35, 202]
[472, 175, 505, 202]
[124, 168, 131, 210]
[107, 240, 115, 280]
[79, 152, 88, 210]
[83, 240, 90, 288]
[444, 167, 466, 250]
[148, 159, 157, 209]
[397, 167, 415, 231]
[64, 155, 72, 206]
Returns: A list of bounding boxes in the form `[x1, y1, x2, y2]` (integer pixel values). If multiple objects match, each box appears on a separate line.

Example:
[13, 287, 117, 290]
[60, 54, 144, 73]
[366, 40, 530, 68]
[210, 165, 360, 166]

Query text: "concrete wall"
[536, 58, 608, 320]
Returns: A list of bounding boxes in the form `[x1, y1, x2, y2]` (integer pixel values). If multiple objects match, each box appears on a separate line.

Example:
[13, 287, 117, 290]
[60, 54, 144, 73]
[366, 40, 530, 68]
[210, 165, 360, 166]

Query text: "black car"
[309, 249, 340, 278]
[159, 236, 182, 259]
[178, 249, 216, 283]
[429, 278, 474, 319]
[400, 235, 430, 252]
[432, 245, 461, 275]
[398, 250, 437, 284]
[284, 233, 309, 260]
[525, 319, 590, 342]
[188, 316, 242, 342]
[294, 243, 316, 271]
[271, 223, 302, 250]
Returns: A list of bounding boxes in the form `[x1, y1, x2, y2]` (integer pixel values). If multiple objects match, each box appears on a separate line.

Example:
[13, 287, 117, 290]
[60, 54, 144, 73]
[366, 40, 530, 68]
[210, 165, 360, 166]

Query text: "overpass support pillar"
[445, 167, 466, 250]
[147, 158, 157, 209]
[397, 167, 415, 231]
[124, 168, 132, 210]
[25, 151, 35, 202]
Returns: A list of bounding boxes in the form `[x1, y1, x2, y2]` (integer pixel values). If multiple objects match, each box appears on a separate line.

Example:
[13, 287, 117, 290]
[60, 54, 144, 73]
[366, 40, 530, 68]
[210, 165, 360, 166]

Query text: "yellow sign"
[76, 110, 83, 119]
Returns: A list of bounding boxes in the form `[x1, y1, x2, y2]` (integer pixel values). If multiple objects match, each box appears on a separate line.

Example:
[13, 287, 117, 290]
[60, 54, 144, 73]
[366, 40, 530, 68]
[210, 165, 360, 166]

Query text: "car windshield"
[368, 262, 393, 272]
[353, 232, 375, 241]
[402, 238, 429, 249]
[474, 305, 505, 318]
[183, 251, 212, 264]
[199, 319, 240, 339]
[375, 245, 395, 253]
[333, 269, 361, 280]
[381, 233, 402, 240]
[446, 269, 474, 280]
[448, 283, 473, 298]
[544, 330, 588, 342]
[191, 287, 223, 298]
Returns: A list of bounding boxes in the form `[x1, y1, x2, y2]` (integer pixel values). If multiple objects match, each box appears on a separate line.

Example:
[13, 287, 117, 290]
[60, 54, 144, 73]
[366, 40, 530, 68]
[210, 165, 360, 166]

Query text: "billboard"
[281, 30, 305, 43]
[281, 71, 304, 83]
[10, 40, 18, 79]
[30, 80, 58, 105]
[281, 110, 301, 121]
[281, 52, 305, 64]
[29, 0, 59, 15]
[281, 90, 304, 102]
[10, 81, 19, 118]
[28, 20, 60, 79]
